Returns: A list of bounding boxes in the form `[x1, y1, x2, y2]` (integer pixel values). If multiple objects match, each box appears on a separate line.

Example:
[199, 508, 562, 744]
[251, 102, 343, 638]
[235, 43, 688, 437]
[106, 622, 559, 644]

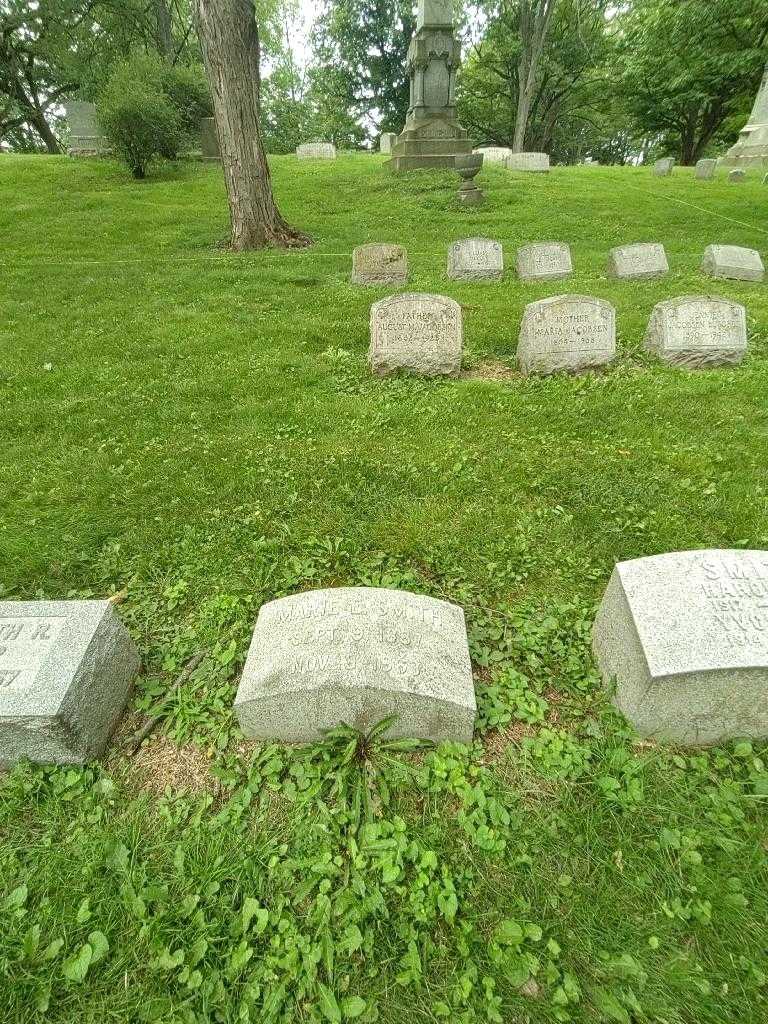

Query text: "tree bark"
[513, 0, 557, 153]
[194, 0, 310, 250]
[153, 0, 174, 60]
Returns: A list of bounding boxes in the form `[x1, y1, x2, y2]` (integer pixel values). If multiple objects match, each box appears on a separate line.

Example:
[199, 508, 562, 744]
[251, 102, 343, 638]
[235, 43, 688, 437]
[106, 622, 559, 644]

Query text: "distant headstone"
[695, 158, 717, 180]
[593, 550, 768, 746]
[297, 143, 337, 160]
[516, 242, 573, 282]
[380, 133, 397, 155]
[607, 243, 669, 280]
[654, 157, 675, 176]
[351, 244, 408, 286]
[201, 118, 220, 161]
[447, 238, 503, 281]
[763, 173, 768, 185]
[644, 296, 747, 368]
[517, 295, 616, 376]
[505, 152, 550, 173]
[729, 169, 746, 183]
[0, 601, 139, 766]
[234, 587, 476, 744]
[369, 293, 463, 377]
[702, 244, 765, 282]
[64, 101, 106, 157]
[474, 147, 513, 165]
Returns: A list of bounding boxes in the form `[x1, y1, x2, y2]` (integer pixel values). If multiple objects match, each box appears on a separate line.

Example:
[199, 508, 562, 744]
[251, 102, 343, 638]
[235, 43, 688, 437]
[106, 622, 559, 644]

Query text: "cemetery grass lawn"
[1, 153, 768, 1023]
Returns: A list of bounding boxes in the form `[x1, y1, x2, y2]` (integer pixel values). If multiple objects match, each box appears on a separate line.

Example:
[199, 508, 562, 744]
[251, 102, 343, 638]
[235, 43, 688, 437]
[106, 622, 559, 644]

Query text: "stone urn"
[456, 153, 484, 206]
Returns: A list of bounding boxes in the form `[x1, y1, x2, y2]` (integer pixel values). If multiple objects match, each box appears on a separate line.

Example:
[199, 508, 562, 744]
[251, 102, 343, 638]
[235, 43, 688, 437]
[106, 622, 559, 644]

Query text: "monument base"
[722, 125, 768, 168]
[384, 118, 473, 173]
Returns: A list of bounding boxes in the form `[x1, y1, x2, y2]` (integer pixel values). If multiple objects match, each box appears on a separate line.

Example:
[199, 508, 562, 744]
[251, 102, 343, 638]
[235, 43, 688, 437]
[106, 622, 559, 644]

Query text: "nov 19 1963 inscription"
[234, 587, 477, 744]
[0, 601, 139, 767]
[593, 550, 768, 746]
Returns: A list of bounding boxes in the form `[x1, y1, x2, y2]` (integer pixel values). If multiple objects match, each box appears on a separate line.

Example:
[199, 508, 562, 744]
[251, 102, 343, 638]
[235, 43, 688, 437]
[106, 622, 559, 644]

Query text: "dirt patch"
[127, 735, 220, 797]
[480, 720, 535, 763]
[462, 359, 518, 381]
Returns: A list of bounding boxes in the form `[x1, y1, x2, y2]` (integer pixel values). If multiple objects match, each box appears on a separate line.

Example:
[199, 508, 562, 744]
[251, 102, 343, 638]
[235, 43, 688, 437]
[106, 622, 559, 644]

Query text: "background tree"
[616, 0, 768, 164]
[195, 0, 309, 249]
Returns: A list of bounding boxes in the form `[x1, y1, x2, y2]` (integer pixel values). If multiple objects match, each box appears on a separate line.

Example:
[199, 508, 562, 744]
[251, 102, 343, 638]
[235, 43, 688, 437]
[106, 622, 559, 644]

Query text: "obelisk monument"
[384, 0, 473, 172]
[725, 62, 768, 167]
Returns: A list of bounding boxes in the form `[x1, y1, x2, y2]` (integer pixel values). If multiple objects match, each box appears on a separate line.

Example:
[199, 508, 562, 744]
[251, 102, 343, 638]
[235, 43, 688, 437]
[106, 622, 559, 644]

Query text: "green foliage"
[159, 63, 213, 137]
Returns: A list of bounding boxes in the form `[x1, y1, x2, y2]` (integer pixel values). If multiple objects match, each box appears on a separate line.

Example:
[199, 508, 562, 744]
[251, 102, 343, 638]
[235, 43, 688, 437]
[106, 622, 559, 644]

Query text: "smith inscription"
[0, 616, 66, 691]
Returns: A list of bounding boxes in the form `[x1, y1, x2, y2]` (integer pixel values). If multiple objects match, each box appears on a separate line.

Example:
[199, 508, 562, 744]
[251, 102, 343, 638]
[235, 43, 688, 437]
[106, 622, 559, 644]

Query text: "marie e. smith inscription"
[593, 550, 768, 746]
[235, 587, 476, 743]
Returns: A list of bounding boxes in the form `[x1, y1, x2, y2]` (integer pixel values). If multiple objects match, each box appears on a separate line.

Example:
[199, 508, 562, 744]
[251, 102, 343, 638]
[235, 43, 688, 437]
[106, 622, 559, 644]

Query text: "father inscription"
[517, 295, 616, 375]
[234, 588, 476, 744]
[369, 293, 463, 377]
[0, 601, 139, 766]
[593, 550, 768, 746]
[447, 238, 503, 281]
[644, 296, 747, 368]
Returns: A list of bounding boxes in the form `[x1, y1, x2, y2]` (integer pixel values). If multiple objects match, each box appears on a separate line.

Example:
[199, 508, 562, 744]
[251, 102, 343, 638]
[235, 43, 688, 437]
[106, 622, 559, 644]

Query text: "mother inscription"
[0, 601, 139, 766]
[234, 588, 476, 744]
[369, 293, 463, 377]
[517, 294, 616, 375]
[593, 551, 768, 746]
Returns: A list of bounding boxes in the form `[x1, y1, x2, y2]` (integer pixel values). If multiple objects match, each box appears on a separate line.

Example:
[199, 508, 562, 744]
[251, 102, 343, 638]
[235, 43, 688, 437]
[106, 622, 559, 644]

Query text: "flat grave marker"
[702, 244, 765, 283]
[369, 293, 463, 377]
[506, 152, 550, 173]
[297, 143, 337, 160]
[517, 294, 616, 376]
[352, 244, 409, 286]
[644, 295, 747, 368]
[593, 550, 768, 746]
[0, 601, 139, 766]
[234, 588, 476, 744]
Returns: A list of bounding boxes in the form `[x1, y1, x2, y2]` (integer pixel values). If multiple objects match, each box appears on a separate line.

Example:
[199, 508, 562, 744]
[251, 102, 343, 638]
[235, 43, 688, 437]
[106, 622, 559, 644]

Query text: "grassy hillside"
[0, 154, 767, 1024]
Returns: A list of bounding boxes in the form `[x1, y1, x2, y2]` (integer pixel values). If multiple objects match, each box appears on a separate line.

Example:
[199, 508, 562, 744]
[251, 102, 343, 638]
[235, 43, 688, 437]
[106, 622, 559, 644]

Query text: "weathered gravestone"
[729, 169, 746, 183]
[516, 242, 573, 282]
[380, 133, 397, 155]
[593, 550, 768, 746]
[607, 243, 669, 281]
[352, 244, 409, 286]
[0, 601, 139, 767]
[517, 295, 616, 376]
[234, 588, 476, 744]
[505, 152, 550, 173]
[447, 238, 503, 281]
[654, 157, 674, 176]
[474, 146, 512, 165]
[297, 143, 337, 160]
[369, 293, 463, 377]
[644, 296, 747, 368]
[695, 158, 717, 181]
[702, 244, 765, 283]
[201, 118, 220, 161]
[64, 101, 106, 156]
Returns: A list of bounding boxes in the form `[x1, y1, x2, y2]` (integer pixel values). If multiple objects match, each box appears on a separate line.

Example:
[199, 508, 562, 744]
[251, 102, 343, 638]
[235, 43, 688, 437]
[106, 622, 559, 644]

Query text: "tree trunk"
[153, 0, 175, 60]
[195, 0, 310, 250]
[512, 0, 557, 153]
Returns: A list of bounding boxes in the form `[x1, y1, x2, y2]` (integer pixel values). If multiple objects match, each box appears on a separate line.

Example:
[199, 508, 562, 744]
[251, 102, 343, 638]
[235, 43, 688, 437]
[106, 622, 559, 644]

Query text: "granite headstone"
[517, 295, 616, 375]
[234, 587, 476, 744]
[654, 157, 674, 177]
[447, 238, 503, 281]
[702, 245, 765, 282]
[593, 550, 768, 746]
[695, 158, 717, 181]
[297, 143, 337, 160]
[607, 243, 669, 280]
[352, 244, 409, 286]
[505, 152, 550, 173]
[644, 296, 747, 368]
[516, 242, 573, 282]
[369, 293, 463, 377]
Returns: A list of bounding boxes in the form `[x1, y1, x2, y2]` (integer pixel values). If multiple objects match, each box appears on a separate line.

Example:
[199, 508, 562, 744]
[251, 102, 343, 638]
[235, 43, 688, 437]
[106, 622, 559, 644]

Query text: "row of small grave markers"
[656, 156, 767, 183]
[368, 292, 749, 377]
[351, 240, 765, 286]
[3, 546, 766, 765]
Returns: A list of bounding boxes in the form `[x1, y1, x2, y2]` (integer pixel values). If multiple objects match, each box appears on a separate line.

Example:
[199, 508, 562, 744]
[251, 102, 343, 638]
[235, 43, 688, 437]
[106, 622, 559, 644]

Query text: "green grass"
[0, 153, 767, 1023]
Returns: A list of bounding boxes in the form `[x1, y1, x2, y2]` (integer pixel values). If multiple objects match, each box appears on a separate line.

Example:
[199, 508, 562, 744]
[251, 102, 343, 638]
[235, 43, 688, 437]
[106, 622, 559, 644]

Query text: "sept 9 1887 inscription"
[593, 550, 768, 746]
[234, 588, 477, 744]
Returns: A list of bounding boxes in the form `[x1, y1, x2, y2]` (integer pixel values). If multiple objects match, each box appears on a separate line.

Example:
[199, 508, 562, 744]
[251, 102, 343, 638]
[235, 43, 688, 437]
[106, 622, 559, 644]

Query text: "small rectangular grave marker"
[516, 242, 573, 282]
[607, 243, 669, 280]
[695, 158, 717, 180]
[729, 169, 746, 183]
[654, 157, 674, 176]
[369, 293, 463, 377]
[474, 147, 512, 165]
[447, 238, 503, 281]
[644, 296, 747, 368]
[702, 244, 765, 283]
[593, 550, 768, 746]
[505, 152, 550, 173]
[352, 244, 408, 286]
[517, 294, 616, 376]
[297, 143, 337, 160]
[0, 601, 139, 766]
[380, 133, 397, 154]
[234, 588, 476, 744]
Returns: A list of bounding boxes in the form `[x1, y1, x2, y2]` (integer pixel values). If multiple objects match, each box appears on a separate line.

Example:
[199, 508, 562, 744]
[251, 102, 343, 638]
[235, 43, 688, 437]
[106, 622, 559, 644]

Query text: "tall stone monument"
[725, 62, 768, 168]
[385, 0, 473, 173]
